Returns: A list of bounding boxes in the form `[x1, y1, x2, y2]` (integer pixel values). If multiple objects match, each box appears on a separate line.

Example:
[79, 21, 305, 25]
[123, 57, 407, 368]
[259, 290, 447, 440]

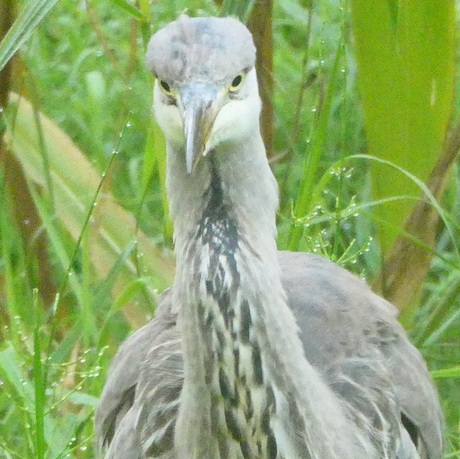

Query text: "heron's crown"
[146, 16, 256, 84]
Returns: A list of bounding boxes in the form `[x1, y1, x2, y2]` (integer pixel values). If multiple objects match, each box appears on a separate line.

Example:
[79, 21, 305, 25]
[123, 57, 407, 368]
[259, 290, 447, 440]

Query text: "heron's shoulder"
[277, 250, 444, 458]
[277, 250, 398, 322]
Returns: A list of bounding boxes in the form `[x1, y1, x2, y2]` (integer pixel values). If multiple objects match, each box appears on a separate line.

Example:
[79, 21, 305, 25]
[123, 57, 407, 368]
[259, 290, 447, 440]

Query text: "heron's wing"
[96, 252, 443, 459]
[95, 289, 177, 457]
[278, 251, 444, 459]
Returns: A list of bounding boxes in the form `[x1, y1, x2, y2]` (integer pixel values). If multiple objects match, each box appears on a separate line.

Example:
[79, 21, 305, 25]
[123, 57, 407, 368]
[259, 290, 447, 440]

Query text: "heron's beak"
[180, 84, 220, 174]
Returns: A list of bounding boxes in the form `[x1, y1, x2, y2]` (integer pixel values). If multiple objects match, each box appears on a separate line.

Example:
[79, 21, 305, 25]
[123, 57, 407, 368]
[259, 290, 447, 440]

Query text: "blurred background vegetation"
[0, 0, 459, 457]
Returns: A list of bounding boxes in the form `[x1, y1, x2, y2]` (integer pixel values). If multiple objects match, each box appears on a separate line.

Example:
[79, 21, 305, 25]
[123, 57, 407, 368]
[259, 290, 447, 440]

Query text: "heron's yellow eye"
[229, 73, 244, 92]
[159, 80, 173, 95]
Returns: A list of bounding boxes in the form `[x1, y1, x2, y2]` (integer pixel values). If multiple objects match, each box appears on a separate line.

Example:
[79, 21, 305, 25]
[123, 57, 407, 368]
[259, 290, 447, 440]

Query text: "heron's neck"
[168, 133, 278, 259]
[167, 135, 362, 458]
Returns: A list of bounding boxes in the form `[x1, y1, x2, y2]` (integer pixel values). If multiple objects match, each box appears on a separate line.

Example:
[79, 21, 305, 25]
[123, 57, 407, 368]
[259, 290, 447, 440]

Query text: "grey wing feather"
[95, 289, 176, 456]
[278, 251, 443, 458]
[96, 251, 443, 458]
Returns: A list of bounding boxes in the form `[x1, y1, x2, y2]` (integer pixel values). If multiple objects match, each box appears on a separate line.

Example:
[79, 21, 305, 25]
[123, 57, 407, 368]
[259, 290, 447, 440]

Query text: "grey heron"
[95, 16, 444, 459]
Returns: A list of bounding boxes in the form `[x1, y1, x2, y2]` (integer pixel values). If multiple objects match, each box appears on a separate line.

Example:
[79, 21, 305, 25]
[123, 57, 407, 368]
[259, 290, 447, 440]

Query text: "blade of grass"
[138, 0, 153, 46]
[49, 320, 83, 366]
[28, 185, 86, 305]
[98, 277, 158, 344]
[0, 0, 61, 73]
[431, 366, 460, 379]
[287, 39, 344, 250]
[319, 154, 459, 257]
[374, 118, 460, 309]
[0, 179, 33, 332]
[92, 240, 137, 320]
[112, 0, 148, 22]
[32, 289, 46, 459]
[36, 122, 130, 408]
[151, 117, 173, 242]
[0, 344, 35, 411]
[413, 270, 460, 347]
[419, 274, 460, 347]
[5, 94, 175, 327]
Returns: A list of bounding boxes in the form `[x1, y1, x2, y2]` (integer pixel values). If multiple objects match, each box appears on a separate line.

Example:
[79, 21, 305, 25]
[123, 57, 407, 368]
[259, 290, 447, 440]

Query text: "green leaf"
[431, 366, 460, 379]
[350, 0, 456, 254]
[112, 0, 148, 22]
[4, 94, 175, 327]
[0, 0, 61, 73]
[0, 343, 35, 412]
[67, 391, 99, 407]
[152, 116, 173, 241]
[32, 292, 45, 459]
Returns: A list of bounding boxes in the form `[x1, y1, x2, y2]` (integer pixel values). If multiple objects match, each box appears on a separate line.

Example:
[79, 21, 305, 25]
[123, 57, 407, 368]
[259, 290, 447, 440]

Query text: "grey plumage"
[95, 16, 444, 459]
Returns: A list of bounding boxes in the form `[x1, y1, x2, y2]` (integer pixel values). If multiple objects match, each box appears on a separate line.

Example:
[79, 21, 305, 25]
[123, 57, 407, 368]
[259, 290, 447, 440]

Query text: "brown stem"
[0, 1, 57, 312]
[373, 119, 460, 311]
[248, 0, 274, 158]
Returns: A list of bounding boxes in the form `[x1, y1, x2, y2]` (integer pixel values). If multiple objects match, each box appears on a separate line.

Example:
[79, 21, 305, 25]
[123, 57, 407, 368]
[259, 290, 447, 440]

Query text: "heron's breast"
[195, 277, 279, 458]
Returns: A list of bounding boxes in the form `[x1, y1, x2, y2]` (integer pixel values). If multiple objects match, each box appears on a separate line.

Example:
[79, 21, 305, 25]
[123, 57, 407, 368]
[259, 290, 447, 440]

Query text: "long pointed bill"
[180, 84, 219, 174]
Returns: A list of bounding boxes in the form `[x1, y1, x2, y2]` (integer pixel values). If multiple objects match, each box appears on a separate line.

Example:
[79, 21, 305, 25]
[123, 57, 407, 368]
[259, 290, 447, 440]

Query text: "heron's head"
[146, 16, 260, 174]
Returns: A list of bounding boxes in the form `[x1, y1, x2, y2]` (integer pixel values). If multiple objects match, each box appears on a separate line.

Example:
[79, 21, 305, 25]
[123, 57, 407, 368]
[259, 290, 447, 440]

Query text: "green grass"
[0, 0, 459, 457]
